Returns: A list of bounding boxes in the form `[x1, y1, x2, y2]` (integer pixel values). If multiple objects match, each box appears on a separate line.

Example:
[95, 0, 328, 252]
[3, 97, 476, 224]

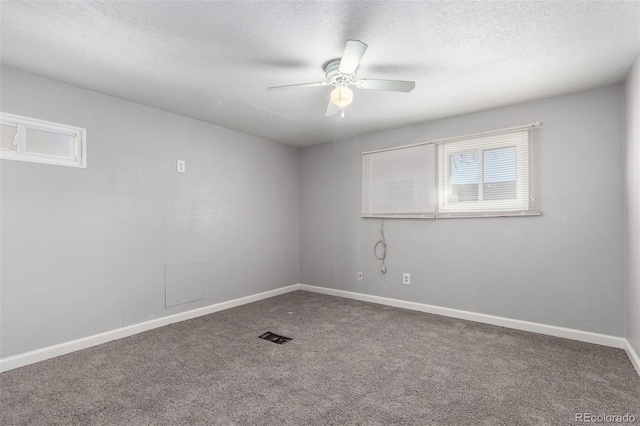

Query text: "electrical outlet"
[403, 273, 410, 285]
[177, 160, 186, 173]
[357, 272, 363, 281]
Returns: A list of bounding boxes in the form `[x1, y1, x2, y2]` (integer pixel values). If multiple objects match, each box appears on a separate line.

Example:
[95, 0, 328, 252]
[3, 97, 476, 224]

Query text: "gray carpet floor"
[1, 290, 639, 425]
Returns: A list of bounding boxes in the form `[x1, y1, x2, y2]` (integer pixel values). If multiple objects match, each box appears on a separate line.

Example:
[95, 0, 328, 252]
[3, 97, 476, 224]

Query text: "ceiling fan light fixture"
[330, 86, 353, 107]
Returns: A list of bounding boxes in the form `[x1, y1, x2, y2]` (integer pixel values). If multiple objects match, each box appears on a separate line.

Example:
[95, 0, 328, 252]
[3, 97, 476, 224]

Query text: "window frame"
[438, 132, 529, 215]
[361, 122, 540, 219]
[0, 112, 86, 168]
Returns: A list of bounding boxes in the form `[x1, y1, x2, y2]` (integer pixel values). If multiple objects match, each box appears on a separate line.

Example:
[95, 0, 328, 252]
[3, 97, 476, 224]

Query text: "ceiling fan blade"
[325, 99, 339, 117]
[355, 78, 415, 92]
[338, 40, 368, 75]
[267, 81, 329, 91]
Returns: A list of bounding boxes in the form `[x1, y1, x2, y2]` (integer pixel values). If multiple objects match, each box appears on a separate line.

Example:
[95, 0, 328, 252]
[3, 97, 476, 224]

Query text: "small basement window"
[0, 112, 86, 168]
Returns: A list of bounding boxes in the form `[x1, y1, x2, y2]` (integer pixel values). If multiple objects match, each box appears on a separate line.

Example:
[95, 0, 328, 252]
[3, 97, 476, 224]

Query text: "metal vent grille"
[259, 331, 292, 344]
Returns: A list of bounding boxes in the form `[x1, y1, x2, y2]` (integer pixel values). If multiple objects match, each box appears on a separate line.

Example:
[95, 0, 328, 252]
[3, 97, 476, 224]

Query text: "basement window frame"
[0, 112, 86, 168]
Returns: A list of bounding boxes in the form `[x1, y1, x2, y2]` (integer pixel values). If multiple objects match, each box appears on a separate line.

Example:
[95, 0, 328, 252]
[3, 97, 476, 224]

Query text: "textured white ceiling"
[1, 1, 639, 147]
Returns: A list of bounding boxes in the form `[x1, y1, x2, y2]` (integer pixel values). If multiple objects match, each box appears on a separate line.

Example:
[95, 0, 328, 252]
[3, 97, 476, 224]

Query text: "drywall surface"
[300, 85, 626, 336]
[626, 54, 640, 354]
[0, 66, 299, 358]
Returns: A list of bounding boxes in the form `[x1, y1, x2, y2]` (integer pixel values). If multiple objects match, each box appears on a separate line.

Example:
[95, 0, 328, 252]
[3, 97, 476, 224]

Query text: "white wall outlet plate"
[357, 272, 363, 281]
[177, 160, 186, 173]
[403, 273, 410, 285]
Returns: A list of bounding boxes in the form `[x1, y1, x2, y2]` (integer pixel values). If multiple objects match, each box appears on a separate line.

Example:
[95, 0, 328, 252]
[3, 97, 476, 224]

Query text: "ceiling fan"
[267, 40, 415, 117]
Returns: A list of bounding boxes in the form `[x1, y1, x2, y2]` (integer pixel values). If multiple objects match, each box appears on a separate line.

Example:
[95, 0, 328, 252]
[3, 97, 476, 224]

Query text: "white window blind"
[361, 123, 540, 219]
[362, 143, 436, 218]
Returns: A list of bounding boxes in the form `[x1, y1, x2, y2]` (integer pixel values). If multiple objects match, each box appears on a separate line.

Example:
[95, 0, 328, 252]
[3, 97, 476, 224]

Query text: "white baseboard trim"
[0, 284, 300, 373]
[624, 339, 640, 377]
[3, 283, 637, 379]
[298, 284, 627, 350]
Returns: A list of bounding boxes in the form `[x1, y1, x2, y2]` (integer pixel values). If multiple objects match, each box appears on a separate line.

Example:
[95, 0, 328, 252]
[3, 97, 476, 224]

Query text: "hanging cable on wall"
[374, 219, 387, 273]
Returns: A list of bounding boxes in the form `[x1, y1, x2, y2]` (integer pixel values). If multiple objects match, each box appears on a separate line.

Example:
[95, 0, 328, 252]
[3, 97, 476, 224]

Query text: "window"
[362, 143, 436, 218]
[437, 128, 534, 217]
[0, 112, 86, 168]
[361, 123, 540, 219]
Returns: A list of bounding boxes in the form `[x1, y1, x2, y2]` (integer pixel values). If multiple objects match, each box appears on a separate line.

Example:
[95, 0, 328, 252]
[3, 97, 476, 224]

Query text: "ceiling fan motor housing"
[325, 59, 353, 87]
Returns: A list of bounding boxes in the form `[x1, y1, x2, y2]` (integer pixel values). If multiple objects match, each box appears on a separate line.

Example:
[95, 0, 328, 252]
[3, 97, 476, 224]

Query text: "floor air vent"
[259, 331, 292, 344]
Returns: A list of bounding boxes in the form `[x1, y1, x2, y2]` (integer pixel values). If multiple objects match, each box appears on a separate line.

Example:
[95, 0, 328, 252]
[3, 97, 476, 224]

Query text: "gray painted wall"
[0, 66, 300, 358]
[0, 65, 631, 360]
[300, 85, 626, 336]
[626, 54, 640, 355]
